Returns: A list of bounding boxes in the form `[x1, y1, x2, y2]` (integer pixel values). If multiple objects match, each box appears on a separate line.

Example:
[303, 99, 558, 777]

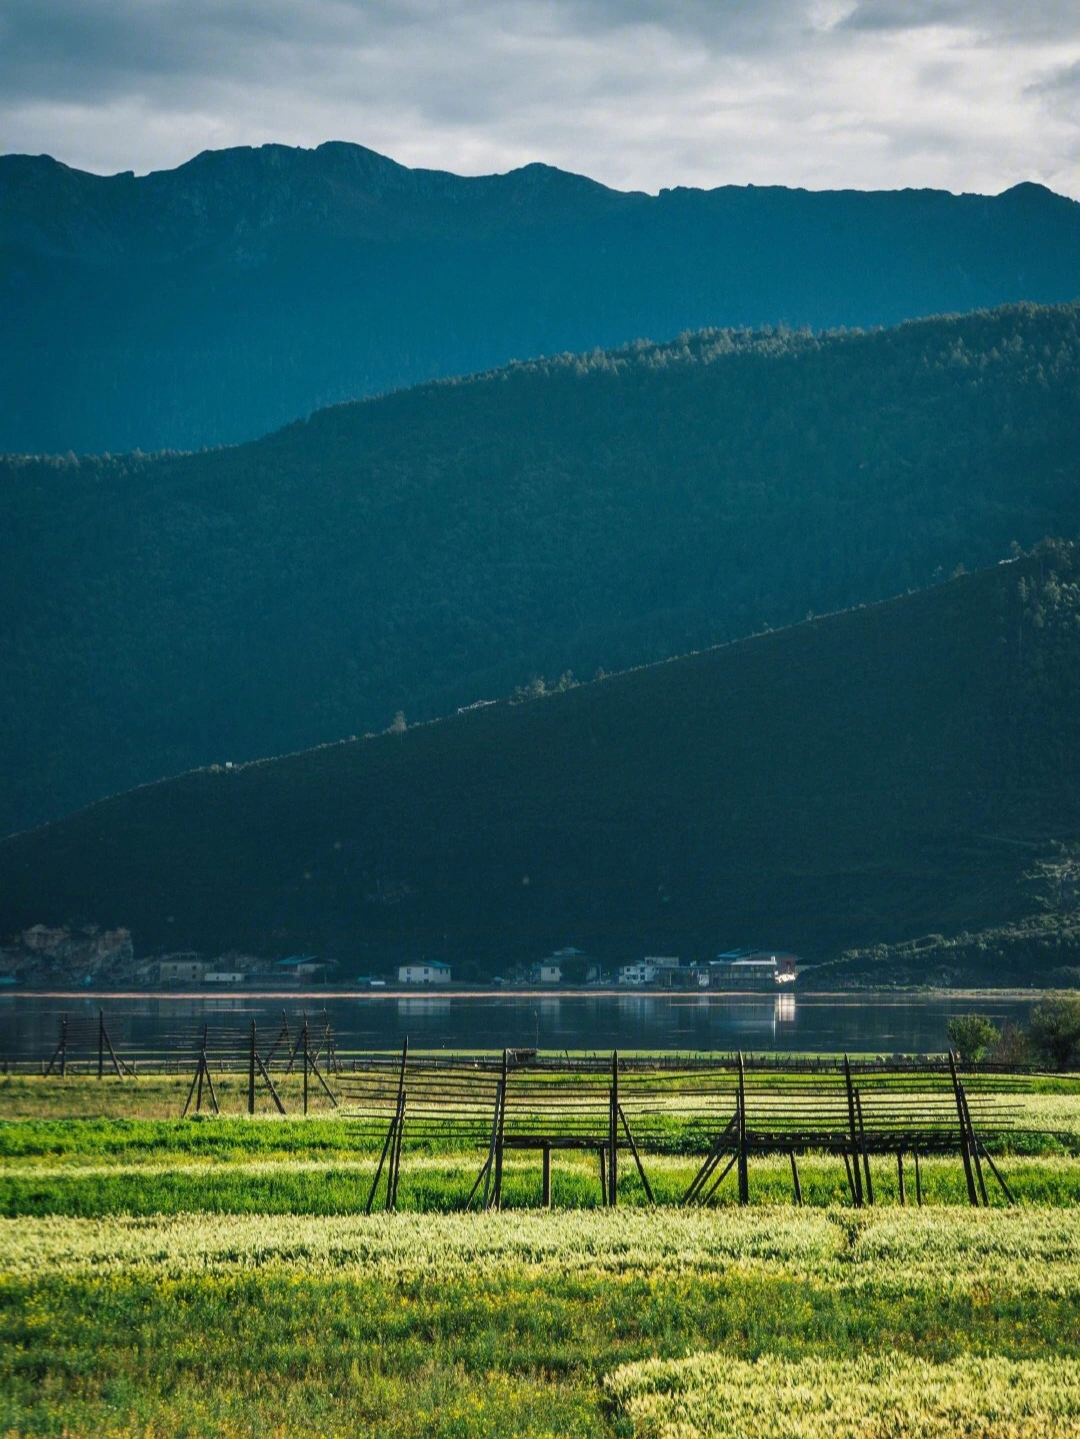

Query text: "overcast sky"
[1, 0, 1078, 197]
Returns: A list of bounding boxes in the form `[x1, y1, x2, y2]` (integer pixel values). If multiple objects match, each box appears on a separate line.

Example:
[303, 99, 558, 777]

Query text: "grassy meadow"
[3, 1073, 1080, 1436]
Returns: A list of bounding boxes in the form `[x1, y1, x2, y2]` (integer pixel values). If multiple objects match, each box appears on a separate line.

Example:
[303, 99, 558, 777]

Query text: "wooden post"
[789, 1150, 803, 1205]
[481, 1078, 502, 1211]
[466, 1146, 492, 1211]
[843, 1056, 863, 1207]
[194, 1023, 208, 1112]
[388, 1090, 406, 1210]
[98, 1010, 105, 1080]
[736, 1051, 749, 1206]
[302, 1020, 309, 1115]
[961, 1086, 990, 1206]
[681, 1112, 737, 1205]
[366, 1113, 397, 1213]
[202, 1051, 220, 1114]
[700, 1152, 739, 1205]
[264, 1010, 290, 1069]
[914, 1150, 923, 1206]
[101, 1018, 130, 1078]
[855, 1090, 874, 1205]
[542, 1143, 551, 1208]
[307, 1049, 338, 1107]
[976, 1139, 1016, 1206]
[285, 1010, 307, 1074]
[598, 1145, 608, 1206]
[44, 1015, 70, 1079]
[972, 1141, 989, 1206]
[255, 1052, 287, 1114]
[609, 1049, 619, 1208]
[897, 1151, 906, 1206]
[618, 1103, 655, 1204]
[949, 1051, 979, 1207]
[493, 1049, 508, 1210]
[386, 1038, 409, 1212]
[181, 1051, 203, 1118]
[843, 1149, 857, 1204]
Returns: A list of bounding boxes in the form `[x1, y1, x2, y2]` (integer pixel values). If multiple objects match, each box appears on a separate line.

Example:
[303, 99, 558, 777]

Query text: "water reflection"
[0, 990, 1039, 1062]
[396, 997, 452, 1022]
[616, 994, 658, 1022]
[776, 992, 796, 1024]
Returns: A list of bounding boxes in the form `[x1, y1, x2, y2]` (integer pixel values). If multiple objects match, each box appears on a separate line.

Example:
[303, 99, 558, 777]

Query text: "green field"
[3, 1075, 1080, 1436]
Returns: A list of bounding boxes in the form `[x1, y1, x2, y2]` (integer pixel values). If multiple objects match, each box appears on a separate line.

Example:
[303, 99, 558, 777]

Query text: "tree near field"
[1027, 994, 1080, 1071]
[990, 1022, 1032, 1067]
[947, 1013, 1000, 1063]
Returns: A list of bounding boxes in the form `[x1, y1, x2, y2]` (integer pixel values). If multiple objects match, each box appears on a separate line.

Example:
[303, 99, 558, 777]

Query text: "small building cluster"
[19, 936, 796, 992]
[608, 951, 798, 989]
[135, 951, 336, 987]
[507, 947, 799, 989]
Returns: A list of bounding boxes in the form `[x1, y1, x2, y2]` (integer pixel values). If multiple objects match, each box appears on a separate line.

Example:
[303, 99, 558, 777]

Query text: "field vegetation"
[607, 1352, 1080, 1438]
[3, 1075, 1080, 1435]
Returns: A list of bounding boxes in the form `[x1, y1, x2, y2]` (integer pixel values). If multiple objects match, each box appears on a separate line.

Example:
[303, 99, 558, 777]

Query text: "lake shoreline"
[1, 984, 1051, 1001]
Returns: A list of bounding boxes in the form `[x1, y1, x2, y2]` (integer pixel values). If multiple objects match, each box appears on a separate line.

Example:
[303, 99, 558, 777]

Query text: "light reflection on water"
[0, 989, 1039, 1062]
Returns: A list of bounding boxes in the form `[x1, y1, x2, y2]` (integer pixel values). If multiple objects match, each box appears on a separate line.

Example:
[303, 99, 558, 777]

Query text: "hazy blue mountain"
[1, 303, 1078, 837]
[2, 140, 1079, 453]
[3, 544, 1077, 976]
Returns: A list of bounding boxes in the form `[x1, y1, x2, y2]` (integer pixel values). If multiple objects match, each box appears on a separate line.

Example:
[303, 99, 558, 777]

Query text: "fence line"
[11, 1015, 1076, 1212]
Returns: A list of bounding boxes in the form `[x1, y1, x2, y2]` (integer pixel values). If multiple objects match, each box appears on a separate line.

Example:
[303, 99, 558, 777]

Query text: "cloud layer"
[1, 0, 1077, 195]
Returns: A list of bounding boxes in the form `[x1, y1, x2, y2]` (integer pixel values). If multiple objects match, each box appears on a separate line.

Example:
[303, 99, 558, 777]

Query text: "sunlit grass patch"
[3, 1207, 1079, 1290]
[605, 1351, 1080, 1437]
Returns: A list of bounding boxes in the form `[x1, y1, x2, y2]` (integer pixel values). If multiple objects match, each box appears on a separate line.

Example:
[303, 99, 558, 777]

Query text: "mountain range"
[2, 302, 1079, 837]
[3, 141, 1080, 454]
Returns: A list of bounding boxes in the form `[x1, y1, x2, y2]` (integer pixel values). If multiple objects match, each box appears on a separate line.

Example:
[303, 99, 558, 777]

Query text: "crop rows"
[4, 1206, 1079, 1290]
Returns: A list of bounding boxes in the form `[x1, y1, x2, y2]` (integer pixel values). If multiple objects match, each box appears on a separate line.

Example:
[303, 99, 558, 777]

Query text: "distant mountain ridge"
[2, 140, 1079, 453]
[2, 544, 1078, 978]
[2, 301, 1079, 837]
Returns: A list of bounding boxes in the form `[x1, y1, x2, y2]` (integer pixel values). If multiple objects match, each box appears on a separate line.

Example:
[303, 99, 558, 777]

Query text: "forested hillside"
[3, 140, 1080, 453]
[2, 302, 1079, 836]
[2, 544, 1078, 977]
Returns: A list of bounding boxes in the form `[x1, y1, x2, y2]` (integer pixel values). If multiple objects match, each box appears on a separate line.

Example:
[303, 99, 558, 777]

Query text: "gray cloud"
[1030, 56, 1080, 97]
[840, 0, 1080, 42]
[0, 0, 1077, 197]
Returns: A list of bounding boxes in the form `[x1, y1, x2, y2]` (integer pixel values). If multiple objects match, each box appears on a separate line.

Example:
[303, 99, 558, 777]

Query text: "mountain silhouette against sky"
[3, 141, 1080, 454]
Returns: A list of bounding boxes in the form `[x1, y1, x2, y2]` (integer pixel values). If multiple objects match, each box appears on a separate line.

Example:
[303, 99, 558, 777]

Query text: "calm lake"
[0, 990, 1041, 1066]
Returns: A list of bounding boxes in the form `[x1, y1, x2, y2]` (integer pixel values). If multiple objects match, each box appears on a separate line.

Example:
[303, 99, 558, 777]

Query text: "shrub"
[1029, 994, 1080, 1071]
[946, 1013, 999, 1063]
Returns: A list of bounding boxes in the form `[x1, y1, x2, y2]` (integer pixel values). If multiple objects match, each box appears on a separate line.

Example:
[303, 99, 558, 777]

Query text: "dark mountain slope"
[2, 141, 1079, 453]
[2, 544, 1078, 977]
[2, 302, 1079, 837]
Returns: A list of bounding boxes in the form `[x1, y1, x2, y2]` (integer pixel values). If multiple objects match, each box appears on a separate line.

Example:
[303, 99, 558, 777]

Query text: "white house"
[397, 961, 452, 985]
[154, 954, 205, 983]
[537, 963, 562, 984]
[618, 961, 658, 987]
